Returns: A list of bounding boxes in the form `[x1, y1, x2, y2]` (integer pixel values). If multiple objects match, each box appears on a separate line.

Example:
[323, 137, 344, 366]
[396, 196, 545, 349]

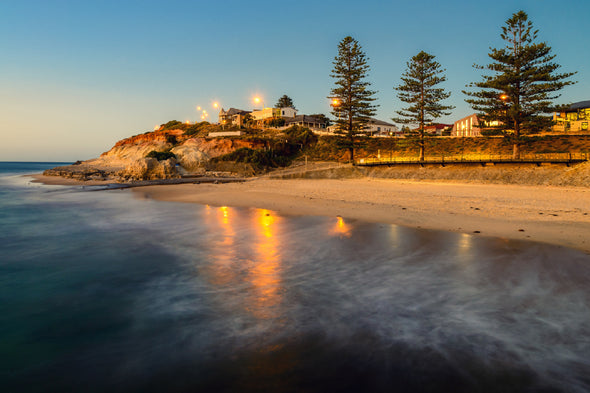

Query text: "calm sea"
[1, 162, 590, 392]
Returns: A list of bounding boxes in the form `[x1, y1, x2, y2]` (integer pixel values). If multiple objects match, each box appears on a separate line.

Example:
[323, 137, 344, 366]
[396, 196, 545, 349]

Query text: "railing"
[356, 152, 590, 166]
[260, 160, 350, 178]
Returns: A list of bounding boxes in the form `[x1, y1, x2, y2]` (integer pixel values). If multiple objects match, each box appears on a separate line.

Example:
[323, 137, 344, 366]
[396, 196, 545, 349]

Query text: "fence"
[357, 152, 590, 166]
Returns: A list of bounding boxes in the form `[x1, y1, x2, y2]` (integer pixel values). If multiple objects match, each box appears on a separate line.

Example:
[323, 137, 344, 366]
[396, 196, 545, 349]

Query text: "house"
[284, 115, 328, 131]
[553, 101, 590, 133]
[218, 108, 251, 127]
[451, 114, 503, 137]
[365, 118, 399, 136]
[251, 107, 298, 121]
[326, 118, 400, 136]
[416, 123, 452, 136]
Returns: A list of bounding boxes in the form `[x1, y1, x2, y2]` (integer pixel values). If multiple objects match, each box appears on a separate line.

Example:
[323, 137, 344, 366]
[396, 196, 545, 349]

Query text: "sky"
[1, 0, 589, 161]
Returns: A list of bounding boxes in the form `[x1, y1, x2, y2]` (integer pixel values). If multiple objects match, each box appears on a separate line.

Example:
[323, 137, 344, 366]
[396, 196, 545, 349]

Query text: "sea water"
[1, 162, 590, 392]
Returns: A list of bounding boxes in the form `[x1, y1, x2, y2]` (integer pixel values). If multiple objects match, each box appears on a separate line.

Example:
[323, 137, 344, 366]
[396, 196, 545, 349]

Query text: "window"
[582, 122, 588, 131]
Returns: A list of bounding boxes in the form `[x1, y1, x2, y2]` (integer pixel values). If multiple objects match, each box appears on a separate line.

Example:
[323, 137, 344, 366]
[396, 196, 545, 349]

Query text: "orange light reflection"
[248, 209, 283, 319]
[331, 215, 352, 238]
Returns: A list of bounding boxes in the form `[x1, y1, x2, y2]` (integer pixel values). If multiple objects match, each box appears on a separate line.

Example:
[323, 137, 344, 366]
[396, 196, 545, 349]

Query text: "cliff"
[44, 128, 265, 181]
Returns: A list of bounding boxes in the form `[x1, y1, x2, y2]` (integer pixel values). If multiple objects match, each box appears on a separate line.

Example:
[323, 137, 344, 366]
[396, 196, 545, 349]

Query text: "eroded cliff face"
[43, 128, 266, 181]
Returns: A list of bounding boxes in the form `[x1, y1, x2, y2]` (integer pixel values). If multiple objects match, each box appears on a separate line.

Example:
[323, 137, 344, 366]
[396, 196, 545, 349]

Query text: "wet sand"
[31, 174, 590, 253]
[129, 178, 590, 253]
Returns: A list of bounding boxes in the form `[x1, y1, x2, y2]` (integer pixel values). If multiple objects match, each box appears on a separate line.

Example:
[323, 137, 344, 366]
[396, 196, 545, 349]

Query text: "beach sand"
[129, 178, 590, 253]
[31, 173, 590, 252]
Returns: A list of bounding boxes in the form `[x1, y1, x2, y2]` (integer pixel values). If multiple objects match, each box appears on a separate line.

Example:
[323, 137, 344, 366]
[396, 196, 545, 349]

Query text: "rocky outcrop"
[171, 137, 265, 170]
[118, 158, 180, 181]
[43, 127, 266, 182]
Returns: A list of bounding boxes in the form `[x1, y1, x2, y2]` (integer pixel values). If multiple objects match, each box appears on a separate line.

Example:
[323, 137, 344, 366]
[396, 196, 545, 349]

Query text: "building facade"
[553, 101, 590, 133]
[218, 108, 251, 127]
[251, 107, 297, 121]
[365, 118, 399, 136]
[284, 115, 328, 130]
[452, 114, 484, 137]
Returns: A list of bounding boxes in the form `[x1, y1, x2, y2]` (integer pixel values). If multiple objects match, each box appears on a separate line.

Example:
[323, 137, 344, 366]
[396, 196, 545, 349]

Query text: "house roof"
[367, 118, 396, 126]
[223, 108, 251, 116]
[425, 123, 452, 129]
[568, 101, 590, 111]
[284, 115, 327, 124]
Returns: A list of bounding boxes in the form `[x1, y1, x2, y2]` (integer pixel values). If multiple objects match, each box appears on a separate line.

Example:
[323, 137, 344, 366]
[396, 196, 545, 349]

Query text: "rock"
[118, 158, 180, 181]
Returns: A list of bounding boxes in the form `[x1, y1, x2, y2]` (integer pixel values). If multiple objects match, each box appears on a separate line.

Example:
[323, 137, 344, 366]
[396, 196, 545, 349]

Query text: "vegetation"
[329, 36, 378, 162]
[265, 118, 286, 127]
[146, 150, 176, 161]
[309, 113, 331, 126]
[463, 10, 576, 159]
[275, 95, 296, 109]
[394, 51, 454, 161]
[211, 125, 318, 171]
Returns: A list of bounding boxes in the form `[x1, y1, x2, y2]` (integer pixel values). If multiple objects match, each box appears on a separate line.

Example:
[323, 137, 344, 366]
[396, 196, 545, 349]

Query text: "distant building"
[366, 118, 399, 136]
[553, 100, 590, 133]
[452, 114, 483, 137]
[284, 115, 328, 130]
[218, 108, 251, 127]
[413, 123, 453, 136]
[251, 107, 297, 121]
[326, 118, 400, 137]
[451, 114, 504, 137]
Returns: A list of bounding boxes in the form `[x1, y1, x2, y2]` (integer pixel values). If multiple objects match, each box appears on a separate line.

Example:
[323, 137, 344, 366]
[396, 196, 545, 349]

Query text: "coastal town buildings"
[553, 100, 590, 133]
[413, 123, 452, 136]
[365, 118, 399, 136]
[218, 108, 251, 127]
[451, 114, 483, 137]
[451, 114, 503, 137]
[251, 107, 297, 121]
[326, 118, 400, 136]
[284, 115, 328, 131]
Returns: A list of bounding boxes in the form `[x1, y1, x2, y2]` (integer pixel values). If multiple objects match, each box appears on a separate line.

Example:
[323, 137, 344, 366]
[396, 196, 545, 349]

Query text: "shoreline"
[31, 174, 590, 253]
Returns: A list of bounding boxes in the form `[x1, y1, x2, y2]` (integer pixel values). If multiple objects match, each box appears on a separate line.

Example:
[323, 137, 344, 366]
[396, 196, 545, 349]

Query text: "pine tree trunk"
[349, 147, 354, 163]
[512, 121, 520, 160]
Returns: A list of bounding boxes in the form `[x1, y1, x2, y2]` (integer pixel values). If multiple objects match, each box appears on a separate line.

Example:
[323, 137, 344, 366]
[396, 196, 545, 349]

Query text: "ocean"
[1, 162, 590, 392]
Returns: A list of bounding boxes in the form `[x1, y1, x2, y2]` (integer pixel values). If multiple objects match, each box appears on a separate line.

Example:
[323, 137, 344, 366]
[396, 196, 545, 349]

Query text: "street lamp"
[500, 94, 509, 131]
[253, 96, 264, 109]
[330, 98, 342, 133]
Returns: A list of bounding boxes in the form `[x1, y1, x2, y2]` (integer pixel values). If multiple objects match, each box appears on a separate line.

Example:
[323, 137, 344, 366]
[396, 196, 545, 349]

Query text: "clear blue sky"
[1, 0, 588, 161]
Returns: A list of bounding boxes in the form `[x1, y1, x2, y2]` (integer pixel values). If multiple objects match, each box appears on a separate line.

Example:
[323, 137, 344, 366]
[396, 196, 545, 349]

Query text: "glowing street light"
[331, 98, 341, 107]
[500, 94, 508, 101]
[253, 96, 264, 109]
[197, 106, 202, 111]
[213, 102, 219, 109]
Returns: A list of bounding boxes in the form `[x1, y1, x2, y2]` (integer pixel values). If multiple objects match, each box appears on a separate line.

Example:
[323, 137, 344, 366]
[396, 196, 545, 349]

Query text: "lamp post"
[500, 94, 509, 132]
[330, 98, 341, 133]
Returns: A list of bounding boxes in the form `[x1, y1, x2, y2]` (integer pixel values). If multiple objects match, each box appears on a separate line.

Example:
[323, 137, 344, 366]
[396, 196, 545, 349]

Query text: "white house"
[327, 118, 399, 136]
[365, 118, 399, 136]
[251, 107, 298, 121]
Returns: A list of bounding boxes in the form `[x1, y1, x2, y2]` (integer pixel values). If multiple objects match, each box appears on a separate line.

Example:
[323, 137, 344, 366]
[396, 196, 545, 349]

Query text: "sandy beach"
[123, 177, 590, 253]
[31, 173, 590, 252]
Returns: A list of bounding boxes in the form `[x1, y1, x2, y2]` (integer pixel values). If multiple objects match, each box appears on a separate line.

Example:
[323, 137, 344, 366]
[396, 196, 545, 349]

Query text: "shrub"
[160, 120, 183, 131]
[146, 150, 176, 161]
[212, 148, 275, 169]
[166, 134, 178, 145]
